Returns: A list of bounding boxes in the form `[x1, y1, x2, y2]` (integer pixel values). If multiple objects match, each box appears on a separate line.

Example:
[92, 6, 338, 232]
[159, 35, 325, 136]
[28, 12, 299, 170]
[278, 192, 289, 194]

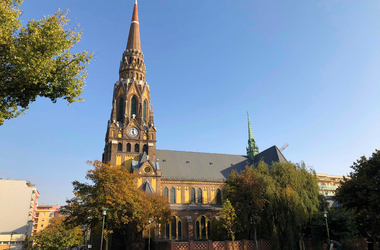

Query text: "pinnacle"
[126, 0, 141, 51]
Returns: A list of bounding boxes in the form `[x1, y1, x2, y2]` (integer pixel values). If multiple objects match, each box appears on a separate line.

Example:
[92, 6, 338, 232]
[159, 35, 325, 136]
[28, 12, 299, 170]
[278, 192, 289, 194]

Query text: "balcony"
[318, 185, 337, 190]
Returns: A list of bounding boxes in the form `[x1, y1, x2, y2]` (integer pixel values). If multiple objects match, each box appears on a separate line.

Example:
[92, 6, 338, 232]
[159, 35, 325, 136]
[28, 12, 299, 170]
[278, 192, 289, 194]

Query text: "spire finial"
[135, 0, 137, 4]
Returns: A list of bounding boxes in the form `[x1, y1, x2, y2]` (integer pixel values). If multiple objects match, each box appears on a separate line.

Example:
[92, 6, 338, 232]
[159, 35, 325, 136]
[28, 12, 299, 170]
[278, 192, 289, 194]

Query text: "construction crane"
[280, 143, 289, 152]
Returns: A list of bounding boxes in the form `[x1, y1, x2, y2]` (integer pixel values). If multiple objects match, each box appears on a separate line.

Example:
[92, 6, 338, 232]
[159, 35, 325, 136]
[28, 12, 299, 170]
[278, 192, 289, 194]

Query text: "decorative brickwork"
[194, 242, 207, 249]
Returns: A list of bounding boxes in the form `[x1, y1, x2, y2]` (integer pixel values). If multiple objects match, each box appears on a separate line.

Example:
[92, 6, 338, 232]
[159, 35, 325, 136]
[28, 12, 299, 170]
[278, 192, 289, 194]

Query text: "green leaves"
[64, 160, 171, 245]
[32, 217, 83, 250]
[221, 199, 237, 241]
[0, 0, 94, 125]
[335, 150, 380, 237]
[224, 166, 267, 240]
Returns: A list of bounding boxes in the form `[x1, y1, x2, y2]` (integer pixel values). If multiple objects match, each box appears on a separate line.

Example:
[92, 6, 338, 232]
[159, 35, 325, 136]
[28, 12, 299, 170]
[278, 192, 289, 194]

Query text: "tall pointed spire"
[247, 112, 254, 142]
[127, 0, 141, 51]
[247, 113, 259, 161]
[119, 0, 146, 81]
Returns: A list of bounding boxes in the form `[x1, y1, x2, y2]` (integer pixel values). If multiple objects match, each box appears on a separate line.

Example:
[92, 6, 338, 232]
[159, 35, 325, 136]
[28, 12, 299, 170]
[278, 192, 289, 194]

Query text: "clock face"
[128, 127, 139, 137]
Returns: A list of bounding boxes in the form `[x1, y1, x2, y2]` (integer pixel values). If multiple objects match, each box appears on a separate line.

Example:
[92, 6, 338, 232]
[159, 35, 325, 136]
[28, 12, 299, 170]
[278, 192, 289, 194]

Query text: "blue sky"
[1, 0, 380, 206]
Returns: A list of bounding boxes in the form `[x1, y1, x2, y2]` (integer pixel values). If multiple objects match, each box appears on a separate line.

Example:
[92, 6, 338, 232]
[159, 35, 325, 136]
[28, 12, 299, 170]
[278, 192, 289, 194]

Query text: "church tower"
[246, 113, 259, 161]
[102, 1, 160, 193]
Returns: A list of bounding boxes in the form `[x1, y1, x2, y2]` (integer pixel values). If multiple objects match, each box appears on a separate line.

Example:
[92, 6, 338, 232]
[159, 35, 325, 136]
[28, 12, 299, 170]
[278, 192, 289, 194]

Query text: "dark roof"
[141, 179, 155, 194]
[156, 150, 251, 182]
[253, 145, 287, 166]
[156, 146, 287, 182]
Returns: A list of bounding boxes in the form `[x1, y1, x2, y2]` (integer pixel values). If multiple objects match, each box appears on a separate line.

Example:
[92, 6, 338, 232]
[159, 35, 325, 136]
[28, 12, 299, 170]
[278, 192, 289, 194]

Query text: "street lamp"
[148, 218, 152, 250]
[9, 231, 16, 250]
[250, 217, 258, 250]
[100, 208, 109, 250]
[322, 211, 330, 241]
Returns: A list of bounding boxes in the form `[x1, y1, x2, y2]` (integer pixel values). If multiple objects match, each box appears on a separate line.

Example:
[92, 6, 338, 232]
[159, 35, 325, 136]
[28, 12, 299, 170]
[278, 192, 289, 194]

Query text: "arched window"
[165, 223, 170, 240]
[207, 221, 211, 238]
[196, 221, 200, 239]
[143, 144, 148, 154]
[134, 144, 139, 153]
[201, 216, 206, 238]
[117, 143, 122, 152]
[163, 187, 169, 201]
[191, 188, 196, 203]
[130, 96, 137, 118]
[216, 189, 222, 204]
[117, 97, 124, 122]
[165, 216, 182, 240]
[143, 100, 147, 122]
[126, 143, 131, 152]
[170, 187, 176, 204]
[197, 188, 202, 203]
[178, 221, 182, 240]
[171, 216, 176, 240]
[195, 215, 211, 240]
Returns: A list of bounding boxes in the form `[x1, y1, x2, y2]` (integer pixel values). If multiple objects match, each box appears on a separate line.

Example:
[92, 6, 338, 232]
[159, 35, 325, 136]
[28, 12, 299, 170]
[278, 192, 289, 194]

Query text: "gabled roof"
[156, 146, 287, 181]
[132, 151, 159, 170]
[156, 150, 251, 182]
[141, 179, 155, 194]
[253, 145, 287, 166]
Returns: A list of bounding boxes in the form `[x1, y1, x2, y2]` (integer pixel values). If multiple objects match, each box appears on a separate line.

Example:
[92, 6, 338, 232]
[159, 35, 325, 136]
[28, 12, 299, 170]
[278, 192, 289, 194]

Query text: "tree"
[32, 216, 83, 250]
[311, 196, 358, 247]
[63, 160, 171, 249]
[0, 0, 93, 125]
[221, 199, 237, 246]
[254, 161, 320, 250]
[224, 167, 267, 241]
[334, 150, 380, 237]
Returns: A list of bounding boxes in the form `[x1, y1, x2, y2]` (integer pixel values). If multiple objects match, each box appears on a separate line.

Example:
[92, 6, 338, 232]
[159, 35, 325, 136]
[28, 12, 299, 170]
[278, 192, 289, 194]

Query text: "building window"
[143, 100, 147, 122]
[216, 189, 222, 204]
[117, 143, 122, 152]
[130, 96, 137, 118]
[163, 188, 169, 201]
[191, 188, 196, 203]
[117, 97, 124, 122]
[166, 216, 182, 240]
[134, 144, 139, 153]
[42, 219, 44, 222]
[126, 143, 131, 152]
[197, 188, 202, 203]
[195, 215, 211, 240]
[41, 224, 44, 227]
[170, 187, 176, 204]
[143, 144, 148, 154]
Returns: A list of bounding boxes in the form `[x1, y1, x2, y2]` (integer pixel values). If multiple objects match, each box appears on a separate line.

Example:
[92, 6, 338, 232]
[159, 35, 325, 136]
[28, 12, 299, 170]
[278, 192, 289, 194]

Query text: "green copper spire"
[246, 113, 259, 161]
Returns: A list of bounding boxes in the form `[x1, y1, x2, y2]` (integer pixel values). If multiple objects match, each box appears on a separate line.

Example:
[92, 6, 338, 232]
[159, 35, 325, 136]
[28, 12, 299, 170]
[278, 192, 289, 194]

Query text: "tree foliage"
[311, 206, 358, 244]
[224, 167, 267, 240]
[63, 160, 171, 248]
[221, 199, 237, 242]
[32, 216, 83, 250]
[254, 161, 320, 250]
[334, 150, 380, 237]
[0, 0, 93, 125]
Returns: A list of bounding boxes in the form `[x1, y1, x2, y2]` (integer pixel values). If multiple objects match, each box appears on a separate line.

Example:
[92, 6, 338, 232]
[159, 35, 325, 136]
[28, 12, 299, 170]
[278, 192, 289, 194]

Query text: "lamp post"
[148, 218, 152, 250]
[322, 211, 330, 241]
[100, 208, 109, 250]
[9, 231, 16, 250]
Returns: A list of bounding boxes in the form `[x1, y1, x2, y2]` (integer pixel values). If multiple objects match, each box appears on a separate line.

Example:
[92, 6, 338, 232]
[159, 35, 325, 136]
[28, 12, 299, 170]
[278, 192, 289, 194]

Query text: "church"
[102, 0, 288, 241]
